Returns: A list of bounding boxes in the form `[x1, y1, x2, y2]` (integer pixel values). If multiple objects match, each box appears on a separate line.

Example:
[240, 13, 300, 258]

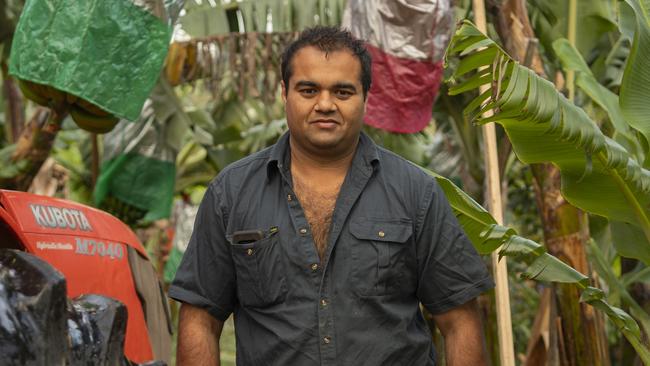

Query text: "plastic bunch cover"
[8, 0, 173, 121]
[342, 0, 452, 133]
[163, 198, 198, 283]
[94, 81, 179, 223]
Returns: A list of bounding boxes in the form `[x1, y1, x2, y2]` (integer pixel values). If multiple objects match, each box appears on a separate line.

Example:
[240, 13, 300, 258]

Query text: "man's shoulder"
[374, 145, 435, 185]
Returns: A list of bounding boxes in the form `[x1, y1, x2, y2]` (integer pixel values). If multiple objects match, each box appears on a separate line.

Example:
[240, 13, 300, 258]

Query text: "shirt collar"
[266, 131, 380, 180]
[266, 131, 291, 179]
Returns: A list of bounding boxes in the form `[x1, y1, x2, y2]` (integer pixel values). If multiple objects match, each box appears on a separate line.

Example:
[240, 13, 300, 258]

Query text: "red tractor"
[0, 189, 172, 365]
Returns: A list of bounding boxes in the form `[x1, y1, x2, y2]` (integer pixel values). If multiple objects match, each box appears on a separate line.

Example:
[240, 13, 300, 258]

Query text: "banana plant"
[553, 36, 650, 266]
[548, 4, 650, 361]
[447, 20, 650, 236]
[428, 168, 650, 362]
[539, 5, 650, 333]
[180, 0, 346, 36]
[526, 0, 617, 68]
[445, 20, 650, 361]
[618, 0, 650, 145]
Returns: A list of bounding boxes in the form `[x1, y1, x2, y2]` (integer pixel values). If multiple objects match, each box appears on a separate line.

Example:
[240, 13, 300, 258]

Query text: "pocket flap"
[350, 219, 413, 243]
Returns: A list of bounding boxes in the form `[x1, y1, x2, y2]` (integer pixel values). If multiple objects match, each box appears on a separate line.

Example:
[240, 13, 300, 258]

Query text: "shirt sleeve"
[415, 180, 494, 315]
[168, 180, 236, 321]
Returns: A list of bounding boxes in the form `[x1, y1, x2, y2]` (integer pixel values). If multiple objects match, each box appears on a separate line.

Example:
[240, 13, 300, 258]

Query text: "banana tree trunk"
[1, 60, 25, 142]
[490, 1, 609, 365]
[0, 106, 67, 191]
[530, 164, 609, 366]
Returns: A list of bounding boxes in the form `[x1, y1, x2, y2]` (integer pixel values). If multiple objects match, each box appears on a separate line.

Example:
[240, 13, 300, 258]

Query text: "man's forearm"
[443, 325, 488, 366]
[177, 304, 223, 366]
[432, 299, 488, 366]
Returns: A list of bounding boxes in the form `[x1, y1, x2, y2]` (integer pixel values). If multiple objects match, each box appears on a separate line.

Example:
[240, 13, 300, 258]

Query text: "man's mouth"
[310, 119, 340, 128]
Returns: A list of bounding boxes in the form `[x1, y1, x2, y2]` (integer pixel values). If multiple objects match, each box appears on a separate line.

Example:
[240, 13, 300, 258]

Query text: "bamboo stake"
[471, 1, 516, 365]
[91, 132, 99, 190]
[567, 0, 578, 102]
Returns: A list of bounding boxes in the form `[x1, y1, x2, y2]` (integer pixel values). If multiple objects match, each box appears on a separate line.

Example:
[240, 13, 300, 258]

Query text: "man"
[170, 27, 494, 365]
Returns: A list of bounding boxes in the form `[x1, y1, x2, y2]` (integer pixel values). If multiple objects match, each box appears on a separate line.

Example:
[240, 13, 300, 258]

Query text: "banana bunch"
[164, 41, 197, 86]
[99, 194, 146, 226]
[18, 79, 120, 134]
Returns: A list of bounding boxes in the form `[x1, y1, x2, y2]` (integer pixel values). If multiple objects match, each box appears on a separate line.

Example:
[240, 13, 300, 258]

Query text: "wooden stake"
[567, 0, 578, 102]
[91, 132, 99, 190]
[471, 1, 516, 365]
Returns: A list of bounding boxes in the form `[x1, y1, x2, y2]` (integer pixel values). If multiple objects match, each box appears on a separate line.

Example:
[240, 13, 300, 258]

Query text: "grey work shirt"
[169, 132, 494, 366]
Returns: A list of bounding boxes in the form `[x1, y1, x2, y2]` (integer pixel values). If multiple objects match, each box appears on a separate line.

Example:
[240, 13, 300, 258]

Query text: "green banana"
[70, 105, 119, 134]
[76, 97, 111, 117]
[18, 79, 49, 106]
[19, 79, 115, 130]
[44, 84, 66, 105]
[18, 78, 70, 108]
[65, 92, 78, 104]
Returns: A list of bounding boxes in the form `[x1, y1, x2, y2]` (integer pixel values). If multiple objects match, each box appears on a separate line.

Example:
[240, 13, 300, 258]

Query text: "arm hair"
[177, 303, 224, 366]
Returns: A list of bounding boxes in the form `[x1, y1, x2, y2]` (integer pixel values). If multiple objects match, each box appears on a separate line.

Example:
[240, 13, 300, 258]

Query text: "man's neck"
[289, 137, 358, 182]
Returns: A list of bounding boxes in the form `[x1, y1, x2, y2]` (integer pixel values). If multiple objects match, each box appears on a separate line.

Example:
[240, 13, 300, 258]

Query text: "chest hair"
[292, 176, 341, 262]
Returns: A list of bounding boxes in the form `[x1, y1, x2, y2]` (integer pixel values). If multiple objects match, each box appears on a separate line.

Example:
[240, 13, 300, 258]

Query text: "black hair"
[281, 26, 372, 98]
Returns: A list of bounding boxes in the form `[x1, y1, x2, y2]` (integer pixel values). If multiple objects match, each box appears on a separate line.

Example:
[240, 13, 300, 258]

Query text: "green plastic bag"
[9, 0, 172, 121]
[94, 95, 176, 224]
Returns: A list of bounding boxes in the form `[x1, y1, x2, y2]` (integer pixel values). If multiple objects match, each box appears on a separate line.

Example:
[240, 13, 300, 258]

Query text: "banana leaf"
[620, 0, 650, 143]
[620, 264, 650, 287]
[239, 1, 255, 32]
[619, 0, 637, 41]
[553, 38, 650, 264]
[552, 38, 644, 162]
[175, 140, 216, 193]
[586, 239, 650, 343]
[270, 0, 291, 31]
[427, 168, 648, 361]
[429, 168, 586, 285]
[179, 2, 230, 36]
[292, 0, 318, 29]
[179, 0, 344, 37]
[603, 36, 630, 90]
[444, 21, 650, 361]
[527, 0, 617, 60]
[254, 0, 269, 32]
[446, 21, 650, 241]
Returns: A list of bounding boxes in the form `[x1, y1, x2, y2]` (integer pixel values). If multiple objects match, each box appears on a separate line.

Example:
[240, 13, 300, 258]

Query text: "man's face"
[282, 46, 366, 157]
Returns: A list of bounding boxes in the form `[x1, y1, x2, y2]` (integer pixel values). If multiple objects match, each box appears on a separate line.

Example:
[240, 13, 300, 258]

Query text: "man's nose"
[315, 92, 336, 113]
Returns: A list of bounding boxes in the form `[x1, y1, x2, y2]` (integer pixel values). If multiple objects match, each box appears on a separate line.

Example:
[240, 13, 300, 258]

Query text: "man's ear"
[281, 81, 287, 103]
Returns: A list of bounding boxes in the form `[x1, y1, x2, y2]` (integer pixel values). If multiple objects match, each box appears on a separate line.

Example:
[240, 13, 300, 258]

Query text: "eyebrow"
[294, 80, 318, 89]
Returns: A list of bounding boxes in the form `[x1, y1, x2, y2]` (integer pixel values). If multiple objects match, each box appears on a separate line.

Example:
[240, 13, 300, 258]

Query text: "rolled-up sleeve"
[415, 180, 494, 315]
[168, 179, 236, 321]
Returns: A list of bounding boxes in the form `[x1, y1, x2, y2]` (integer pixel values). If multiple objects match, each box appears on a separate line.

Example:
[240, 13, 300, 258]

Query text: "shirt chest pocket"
[230, 233, 287, 308]
[349, 218, 413, 297]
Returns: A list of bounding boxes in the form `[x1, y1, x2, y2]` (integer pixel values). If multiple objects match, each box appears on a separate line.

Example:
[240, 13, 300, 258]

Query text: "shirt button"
[323, 336, 331, 344]
[378, 230, 385, 238]
[246, 248, 253, 256]
[299, 228, 308, 234]
[311, 263, 319, 271]
[320, 299, 328, 306]
[287, 194, 292, 201]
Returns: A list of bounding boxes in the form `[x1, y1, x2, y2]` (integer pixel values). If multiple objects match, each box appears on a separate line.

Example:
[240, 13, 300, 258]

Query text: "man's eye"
[335, 90, 353, 98]
[299, 89, 317, 95]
